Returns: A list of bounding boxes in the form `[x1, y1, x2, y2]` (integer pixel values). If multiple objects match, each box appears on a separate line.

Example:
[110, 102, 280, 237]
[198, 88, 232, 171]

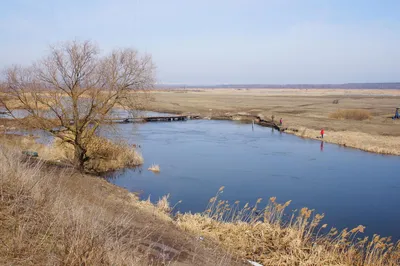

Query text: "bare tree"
[2, 40, 155, 170]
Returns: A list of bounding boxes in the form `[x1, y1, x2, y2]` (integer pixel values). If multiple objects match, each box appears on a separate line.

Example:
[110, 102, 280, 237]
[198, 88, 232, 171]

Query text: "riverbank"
[1, 140, 399, 265]
[145, 88, 400, 155]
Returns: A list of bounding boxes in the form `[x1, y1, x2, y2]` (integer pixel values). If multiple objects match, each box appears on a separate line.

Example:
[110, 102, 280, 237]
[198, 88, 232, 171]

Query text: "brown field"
[146, 88, 400, 155]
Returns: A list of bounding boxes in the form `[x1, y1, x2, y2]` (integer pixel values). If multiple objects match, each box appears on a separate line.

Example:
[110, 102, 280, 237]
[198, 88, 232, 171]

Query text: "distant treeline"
[157, 83, 400, 89]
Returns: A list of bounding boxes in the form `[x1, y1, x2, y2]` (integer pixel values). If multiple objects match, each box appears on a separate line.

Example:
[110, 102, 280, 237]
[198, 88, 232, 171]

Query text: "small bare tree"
[2, 40, 155, 170]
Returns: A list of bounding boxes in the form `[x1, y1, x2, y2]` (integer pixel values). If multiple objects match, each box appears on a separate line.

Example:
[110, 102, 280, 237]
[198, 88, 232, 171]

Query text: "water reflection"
[104, 166, 143, 180]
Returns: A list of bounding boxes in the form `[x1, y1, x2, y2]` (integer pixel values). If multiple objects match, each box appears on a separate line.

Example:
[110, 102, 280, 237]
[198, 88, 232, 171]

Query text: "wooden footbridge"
[105, 115, 201, 124]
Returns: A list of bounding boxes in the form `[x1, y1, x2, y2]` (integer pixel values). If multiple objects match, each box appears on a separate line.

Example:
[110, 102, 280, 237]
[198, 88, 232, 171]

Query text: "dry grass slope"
[0, 149, 150, 265]
[0, 147, 242, 266]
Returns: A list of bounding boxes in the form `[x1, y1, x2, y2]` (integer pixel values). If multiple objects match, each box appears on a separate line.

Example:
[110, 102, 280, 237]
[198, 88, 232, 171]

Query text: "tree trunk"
[74, 143, 86, 171]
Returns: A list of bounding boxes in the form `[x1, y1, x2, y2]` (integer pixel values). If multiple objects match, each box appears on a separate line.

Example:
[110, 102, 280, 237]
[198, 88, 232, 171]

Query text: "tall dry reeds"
[177, 187, 400, 266]
[329, 109, 372, 120]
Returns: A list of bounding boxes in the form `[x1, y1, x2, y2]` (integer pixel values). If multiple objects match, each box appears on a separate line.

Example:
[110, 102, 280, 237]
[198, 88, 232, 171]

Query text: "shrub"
[53, 135, 143, 173]
[329, 109, 372, 120]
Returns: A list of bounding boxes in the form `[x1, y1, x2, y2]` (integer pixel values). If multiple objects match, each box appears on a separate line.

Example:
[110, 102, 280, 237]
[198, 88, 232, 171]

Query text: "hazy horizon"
[155, 82, 400, 89]
[1, 0, 399, 84]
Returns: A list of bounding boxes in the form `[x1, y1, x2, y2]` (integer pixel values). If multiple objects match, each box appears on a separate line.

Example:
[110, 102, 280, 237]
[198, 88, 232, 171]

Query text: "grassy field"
[146, 88, 400, 155]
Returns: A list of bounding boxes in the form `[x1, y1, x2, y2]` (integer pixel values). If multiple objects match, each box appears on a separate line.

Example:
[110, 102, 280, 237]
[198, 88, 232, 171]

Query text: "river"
[103, 118, 400, 240]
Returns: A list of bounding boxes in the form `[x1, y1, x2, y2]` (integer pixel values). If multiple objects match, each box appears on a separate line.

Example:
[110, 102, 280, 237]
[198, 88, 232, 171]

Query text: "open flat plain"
[147, 88, 400, 155]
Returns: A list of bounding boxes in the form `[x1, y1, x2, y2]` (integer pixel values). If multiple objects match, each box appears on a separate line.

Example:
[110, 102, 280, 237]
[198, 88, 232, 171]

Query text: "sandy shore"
[147, 88, 400, 155]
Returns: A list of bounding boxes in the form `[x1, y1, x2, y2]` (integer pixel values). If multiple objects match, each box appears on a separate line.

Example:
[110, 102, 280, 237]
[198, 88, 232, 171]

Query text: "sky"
[0, 0, 399, 84]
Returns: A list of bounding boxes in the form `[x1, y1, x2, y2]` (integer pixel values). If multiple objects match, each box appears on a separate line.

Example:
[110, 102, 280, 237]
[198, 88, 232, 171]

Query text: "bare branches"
[2, 40, 155, 170]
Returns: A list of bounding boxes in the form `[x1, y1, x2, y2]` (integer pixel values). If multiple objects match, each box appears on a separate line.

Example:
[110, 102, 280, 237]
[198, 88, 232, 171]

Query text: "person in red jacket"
[320, 128, 325, 138]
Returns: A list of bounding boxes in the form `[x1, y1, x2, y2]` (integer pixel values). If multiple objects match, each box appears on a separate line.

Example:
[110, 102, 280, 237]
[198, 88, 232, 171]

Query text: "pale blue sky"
[0, 0, 399, 84]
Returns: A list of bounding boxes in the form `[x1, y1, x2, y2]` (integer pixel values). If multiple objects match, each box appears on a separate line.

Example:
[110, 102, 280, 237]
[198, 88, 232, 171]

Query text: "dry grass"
[0, 93, 50, 110]
[176, 187, 400, 266]
[148, 163, 161, 173]
[83, 136, 143, 172]
[0, 146, 242, 265]
[0, 147, 150, 265]
[156, 194, 171, 213]
[0, 134, 143, 173]
[329, 109, 372, 120]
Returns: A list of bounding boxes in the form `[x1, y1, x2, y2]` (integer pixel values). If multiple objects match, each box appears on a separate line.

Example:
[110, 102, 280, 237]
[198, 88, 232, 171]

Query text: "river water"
[103, 118, 400, 240]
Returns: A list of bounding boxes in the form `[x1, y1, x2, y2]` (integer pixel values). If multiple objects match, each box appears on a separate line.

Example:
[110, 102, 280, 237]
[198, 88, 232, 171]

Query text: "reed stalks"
[177, 187, 400, 266]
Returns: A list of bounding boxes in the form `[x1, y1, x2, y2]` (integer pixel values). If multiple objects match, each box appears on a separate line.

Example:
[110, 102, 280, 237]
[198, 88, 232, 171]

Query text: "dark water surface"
[104, 119, 400, 239]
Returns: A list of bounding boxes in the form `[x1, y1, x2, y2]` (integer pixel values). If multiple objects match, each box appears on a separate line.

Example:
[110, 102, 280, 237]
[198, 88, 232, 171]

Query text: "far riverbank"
[145, 88, 400, 156]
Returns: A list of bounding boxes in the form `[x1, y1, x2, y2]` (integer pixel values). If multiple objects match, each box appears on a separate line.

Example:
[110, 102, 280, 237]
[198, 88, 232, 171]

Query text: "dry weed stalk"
[156, 194, 171, 213]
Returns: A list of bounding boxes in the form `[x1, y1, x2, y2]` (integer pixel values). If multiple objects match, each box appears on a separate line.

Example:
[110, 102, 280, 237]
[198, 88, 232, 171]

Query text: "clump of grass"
[84, 136, 143, 172]
[329, 109, 372, 120]
[176, 187, 400, 266]
[148, 163, 160, 173]
[51, 135, 143, 173]
[156, 194, 171, 213]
